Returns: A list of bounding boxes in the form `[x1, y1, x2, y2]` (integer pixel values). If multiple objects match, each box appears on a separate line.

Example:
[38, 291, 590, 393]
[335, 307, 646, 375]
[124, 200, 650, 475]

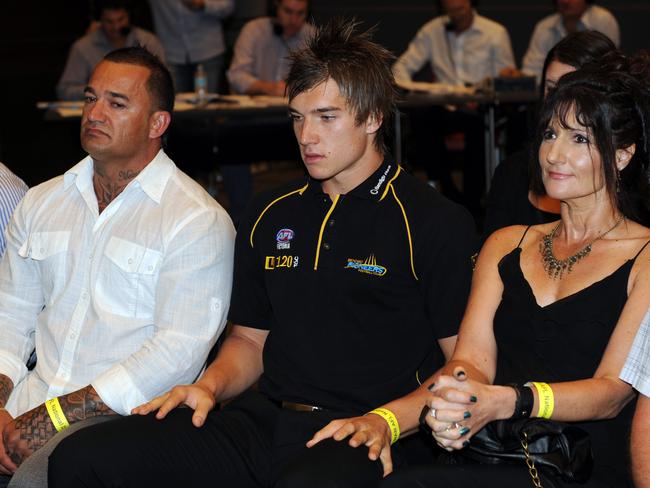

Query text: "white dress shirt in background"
[393, 11, 515, 86]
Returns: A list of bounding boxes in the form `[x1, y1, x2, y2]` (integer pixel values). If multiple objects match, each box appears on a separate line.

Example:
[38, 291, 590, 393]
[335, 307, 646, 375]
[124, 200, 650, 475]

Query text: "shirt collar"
[303, 160, 400, 202]
[444, 10, 481, 35]
[63, 149, 174, 204]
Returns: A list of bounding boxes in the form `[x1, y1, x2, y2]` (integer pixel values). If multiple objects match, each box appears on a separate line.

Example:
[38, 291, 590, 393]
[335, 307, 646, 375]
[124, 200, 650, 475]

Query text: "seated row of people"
[58, 0, 620, 100]
[1, 16, 648, 488]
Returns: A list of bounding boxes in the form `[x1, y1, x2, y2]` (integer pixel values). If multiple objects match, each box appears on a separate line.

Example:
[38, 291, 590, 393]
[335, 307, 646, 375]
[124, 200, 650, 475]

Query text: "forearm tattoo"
[0, 375, 13, 408]
[58, 385, 115, 421]
[9, 385, 116, 464]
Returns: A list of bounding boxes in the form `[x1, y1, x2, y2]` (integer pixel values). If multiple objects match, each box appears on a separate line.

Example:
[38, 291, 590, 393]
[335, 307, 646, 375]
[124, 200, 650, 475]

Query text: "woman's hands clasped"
[426, 368, 514, 451]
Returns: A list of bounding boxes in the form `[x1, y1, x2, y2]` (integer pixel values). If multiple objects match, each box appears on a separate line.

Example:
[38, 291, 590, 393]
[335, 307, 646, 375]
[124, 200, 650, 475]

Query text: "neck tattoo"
[539, 217, 624, 279]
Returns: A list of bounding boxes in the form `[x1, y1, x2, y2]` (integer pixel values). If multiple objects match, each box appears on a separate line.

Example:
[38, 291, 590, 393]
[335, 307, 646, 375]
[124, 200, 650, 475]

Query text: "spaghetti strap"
[633, 240, 650, 261]
[516, 225, 534, 248]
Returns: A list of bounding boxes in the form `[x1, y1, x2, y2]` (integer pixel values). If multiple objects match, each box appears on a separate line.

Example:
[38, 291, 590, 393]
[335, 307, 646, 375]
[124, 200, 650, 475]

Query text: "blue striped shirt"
[0, 163, 28, 256]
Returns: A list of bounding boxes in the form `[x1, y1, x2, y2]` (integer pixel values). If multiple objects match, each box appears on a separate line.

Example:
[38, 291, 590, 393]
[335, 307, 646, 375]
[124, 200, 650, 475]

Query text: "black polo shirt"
[229, 161, 477, 414]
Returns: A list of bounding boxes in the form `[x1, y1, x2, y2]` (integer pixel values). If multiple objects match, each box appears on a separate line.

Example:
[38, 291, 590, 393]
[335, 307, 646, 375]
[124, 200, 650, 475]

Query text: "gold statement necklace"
[540, 217, 624, 279]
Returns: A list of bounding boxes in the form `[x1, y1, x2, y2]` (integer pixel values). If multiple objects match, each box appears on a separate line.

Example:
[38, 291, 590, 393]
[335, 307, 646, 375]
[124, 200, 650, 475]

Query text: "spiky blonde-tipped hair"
[286, 18, 398, 154]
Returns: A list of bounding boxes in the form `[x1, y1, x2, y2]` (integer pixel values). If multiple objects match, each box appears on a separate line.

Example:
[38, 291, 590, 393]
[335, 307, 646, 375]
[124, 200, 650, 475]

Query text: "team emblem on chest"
[345, 254, 387, 277]
[276, 228, 294, 250]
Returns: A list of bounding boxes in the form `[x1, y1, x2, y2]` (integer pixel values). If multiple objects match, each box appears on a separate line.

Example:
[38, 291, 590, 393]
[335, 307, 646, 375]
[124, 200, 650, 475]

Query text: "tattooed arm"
[0, 374, 13, 409]
[0, 375, 16, 474]
[2, 384, 116, 467]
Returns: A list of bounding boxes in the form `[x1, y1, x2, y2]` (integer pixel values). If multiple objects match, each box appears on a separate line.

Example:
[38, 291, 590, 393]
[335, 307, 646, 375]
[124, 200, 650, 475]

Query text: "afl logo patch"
[276, 229, 294, 250]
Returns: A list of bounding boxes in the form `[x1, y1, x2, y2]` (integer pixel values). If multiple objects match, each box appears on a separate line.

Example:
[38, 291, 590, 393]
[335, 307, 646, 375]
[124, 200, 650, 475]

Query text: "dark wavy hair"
[540, 30, 616, 98]
[286, 18, 398, 154]
[530, 51, 650, 225]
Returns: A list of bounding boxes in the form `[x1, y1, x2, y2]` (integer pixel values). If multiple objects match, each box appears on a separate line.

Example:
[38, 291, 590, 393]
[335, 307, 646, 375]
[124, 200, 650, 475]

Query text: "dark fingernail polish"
[463, 411, 471, 419]
[462, 440, 470, 447]
[428, 383, 435, 391]
[470, 395, 478, 403]
[459, 427, 470, 436]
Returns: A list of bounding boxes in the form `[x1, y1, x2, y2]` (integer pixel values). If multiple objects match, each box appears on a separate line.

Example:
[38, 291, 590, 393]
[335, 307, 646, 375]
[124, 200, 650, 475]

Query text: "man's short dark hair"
[286, 18, 397, 154]
[103, 46, 175, 115]
[94, 0, 132, 19]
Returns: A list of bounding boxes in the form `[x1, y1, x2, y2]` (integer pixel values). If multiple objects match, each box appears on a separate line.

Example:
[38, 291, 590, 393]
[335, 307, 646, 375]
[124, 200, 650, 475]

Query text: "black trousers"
[49, 391, 419, 488]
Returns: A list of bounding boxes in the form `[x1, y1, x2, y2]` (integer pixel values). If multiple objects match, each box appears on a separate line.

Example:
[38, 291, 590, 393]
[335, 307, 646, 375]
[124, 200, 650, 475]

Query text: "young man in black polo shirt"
[49, 19, 477, 487]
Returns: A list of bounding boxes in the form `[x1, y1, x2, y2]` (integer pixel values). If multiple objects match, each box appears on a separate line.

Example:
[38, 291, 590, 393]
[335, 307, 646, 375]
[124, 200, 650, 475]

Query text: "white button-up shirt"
[522, 5, 620, 80]
[393, 12, 515, 86]
[0, 150, 235, 416]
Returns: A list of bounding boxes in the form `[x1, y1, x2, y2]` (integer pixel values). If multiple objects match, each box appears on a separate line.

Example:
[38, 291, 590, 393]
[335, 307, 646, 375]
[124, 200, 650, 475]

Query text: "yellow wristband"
[530, 382, 554, 419]
[367, 407, 400, 444]
[45, 397, 70, 432]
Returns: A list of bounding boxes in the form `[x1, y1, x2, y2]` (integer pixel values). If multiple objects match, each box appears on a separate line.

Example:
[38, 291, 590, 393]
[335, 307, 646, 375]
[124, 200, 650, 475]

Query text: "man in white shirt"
[227, 0, 314, 96]
[56, 0, 166, 100]
[0, 47, 235, 487]
[522, 0, 620, 80]
[393, 0, 515, 212]
[393, 0, 515, 86]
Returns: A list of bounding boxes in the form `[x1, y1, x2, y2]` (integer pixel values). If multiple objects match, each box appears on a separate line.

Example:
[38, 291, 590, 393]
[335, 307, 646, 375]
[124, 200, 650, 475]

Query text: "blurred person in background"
[57, 0, 165, 100]
[522, 0, 619, 80]
[147, 0, 233, 93]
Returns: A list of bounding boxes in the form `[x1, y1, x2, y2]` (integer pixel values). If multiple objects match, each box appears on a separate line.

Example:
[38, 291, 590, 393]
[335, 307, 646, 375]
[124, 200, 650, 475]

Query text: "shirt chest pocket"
[95, 236, 162, 319]
[18, 231, 71, 299]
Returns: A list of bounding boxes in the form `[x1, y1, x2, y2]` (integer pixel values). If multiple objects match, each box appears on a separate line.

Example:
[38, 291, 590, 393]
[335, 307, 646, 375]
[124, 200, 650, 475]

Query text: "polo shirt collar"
[63, 149, 174, 204]
[303, 160, 399, 202]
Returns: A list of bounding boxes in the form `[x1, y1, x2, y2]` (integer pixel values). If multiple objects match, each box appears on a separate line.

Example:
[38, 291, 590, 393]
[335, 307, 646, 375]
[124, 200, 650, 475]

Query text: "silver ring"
[430, 408, 437, 419]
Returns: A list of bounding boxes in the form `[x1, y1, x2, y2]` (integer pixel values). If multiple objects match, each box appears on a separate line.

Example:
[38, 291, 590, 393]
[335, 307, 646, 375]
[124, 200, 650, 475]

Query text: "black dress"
[493, 242, 640, 487]
[382, 230, 646, 488]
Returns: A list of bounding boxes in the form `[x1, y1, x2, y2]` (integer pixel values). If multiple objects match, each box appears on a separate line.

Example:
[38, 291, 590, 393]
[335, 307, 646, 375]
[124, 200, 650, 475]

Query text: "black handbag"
[462, 419, 594, 486]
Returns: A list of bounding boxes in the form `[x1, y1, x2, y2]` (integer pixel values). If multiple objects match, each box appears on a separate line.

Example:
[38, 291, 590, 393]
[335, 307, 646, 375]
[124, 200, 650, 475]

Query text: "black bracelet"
[508, 383, 534, 419]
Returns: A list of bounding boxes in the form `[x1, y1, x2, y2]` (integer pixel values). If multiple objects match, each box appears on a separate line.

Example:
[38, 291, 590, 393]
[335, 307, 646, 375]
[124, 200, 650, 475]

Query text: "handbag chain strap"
[521, 432, 544, 488]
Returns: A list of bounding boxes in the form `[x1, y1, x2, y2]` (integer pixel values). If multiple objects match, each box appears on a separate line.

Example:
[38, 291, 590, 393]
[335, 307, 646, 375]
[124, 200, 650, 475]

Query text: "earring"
[616, 169, 622, 193]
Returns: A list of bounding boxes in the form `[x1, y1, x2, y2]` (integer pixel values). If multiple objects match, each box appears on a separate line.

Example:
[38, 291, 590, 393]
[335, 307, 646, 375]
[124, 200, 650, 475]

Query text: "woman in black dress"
[381, 50, 650, 487]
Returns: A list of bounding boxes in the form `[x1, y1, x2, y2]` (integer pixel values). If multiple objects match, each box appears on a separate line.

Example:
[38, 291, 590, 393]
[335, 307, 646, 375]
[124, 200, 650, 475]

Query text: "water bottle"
[194, 64, 207, 102]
